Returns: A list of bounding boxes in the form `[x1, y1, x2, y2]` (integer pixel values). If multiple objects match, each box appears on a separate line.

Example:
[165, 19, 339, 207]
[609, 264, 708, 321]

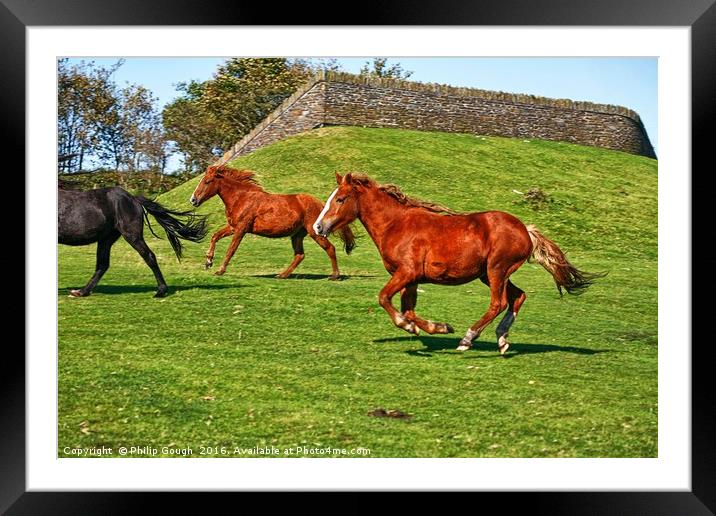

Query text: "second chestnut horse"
[190, 165, 355, 279]
[313, 173, 605, 353]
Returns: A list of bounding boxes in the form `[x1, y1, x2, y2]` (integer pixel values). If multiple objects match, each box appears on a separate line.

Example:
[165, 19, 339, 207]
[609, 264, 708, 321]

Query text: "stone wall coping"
[322, 71, 644, 126]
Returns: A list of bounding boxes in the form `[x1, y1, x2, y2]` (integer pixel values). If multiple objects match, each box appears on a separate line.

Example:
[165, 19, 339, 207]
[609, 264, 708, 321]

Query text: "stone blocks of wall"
[218, 81, 325, 163]
[219, 72, 655, 164]
[323, 81, 655, 158]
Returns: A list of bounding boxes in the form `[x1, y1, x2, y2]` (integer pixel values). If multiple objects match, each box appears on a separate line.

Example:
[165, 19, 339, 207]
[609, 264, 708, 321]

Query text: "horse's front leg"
[400, 283, 454, 334]
[378, 272, 420, 335]
[214, 225, 248, 276]
[205, 224, 233, 269]
[70, 233, 119, 297]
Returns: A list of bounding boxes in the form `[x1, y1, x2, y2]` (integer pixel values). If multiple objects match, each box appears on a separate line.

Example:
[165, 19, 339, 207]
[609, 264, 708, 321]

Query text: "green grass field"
[58, 127, 658, 458]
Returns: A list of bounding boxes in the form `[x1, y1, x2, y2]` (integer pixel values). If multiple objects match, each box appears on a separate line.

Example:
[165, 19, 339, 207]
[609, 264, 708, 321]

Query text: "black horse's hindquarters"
[58, 186, 207, 297]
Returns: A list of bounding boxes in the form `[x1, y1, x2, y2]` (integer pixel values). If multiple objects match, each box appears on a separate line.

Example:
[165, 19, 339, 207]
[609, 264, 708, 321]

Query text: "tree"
[163, 58, 316, 172]
[303, 58, 344, 73]
[58, 59, 168, 173]
[359, 58, 413, 80]
[117, 85, 164, 171]
[142, 127, 172, 173]
[57, 59, 123, 172]
[94, 90, 125, 171]
[90, 83, 166, 172]
[162, 89, 221, 173]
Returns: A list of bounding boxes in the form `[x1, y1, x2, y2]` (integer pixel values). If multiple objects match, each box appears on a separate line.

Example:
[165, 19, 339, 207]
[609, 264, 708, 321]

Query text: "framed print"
[7, 0, 715, 512]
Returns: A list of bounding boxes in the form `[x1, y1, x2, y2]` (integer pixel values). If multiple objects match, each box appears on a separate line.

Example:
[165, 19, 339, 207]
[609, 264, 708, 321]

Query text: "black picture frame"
[5, 1, 714, 513]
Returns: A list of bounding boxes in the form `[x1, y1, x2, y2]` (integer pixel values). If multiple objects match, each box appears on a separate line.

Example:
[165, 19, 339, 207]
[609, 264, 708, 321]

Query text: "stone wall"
[218, 78, 325, 164]
[218, 71, 655, 164]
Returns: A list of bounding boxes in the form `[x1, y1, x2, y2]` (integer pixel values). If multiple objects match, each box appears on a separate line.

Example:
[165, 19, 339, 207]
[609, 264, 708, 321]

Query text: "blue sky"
[67, 57, 658, 171]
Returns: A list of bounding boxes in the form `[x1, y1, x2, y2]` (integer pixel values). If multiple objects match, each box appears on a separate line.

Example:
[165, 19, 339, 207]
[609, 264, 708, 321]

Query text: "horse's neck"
[357, 189, 406, 250]
[218, 181, 263, 205]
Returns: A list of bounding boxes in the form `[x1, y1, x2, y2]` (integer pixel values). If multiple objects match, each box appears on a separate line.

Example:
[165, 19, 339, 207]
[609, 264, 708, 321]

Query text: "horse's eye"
[336, 197, 345, 204]
[204, 178, 213, 184]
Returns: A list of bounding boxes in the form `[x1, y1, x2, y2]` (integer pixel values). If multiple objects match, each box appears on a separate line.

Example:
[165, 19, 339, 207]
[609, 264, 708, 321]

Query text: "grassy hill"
[58, 127, 657, 458]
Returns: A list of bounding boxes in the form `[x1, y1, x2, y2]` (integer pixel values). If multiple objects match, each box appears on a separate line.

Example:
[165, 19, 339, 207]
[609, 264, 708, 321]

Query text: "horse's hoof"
[498, 335, 510, 355]
[456, 341, 471, 351]
[405, 322, 419, 335]
[328, 275, 341, 281]
[214, 269, 226, 276]
[276, 273, 289, 279]
[204, 261, 213, 270]
[433, 323, 454, 334]
[154, 288, 168, 298]
[69, 289, 86, 297]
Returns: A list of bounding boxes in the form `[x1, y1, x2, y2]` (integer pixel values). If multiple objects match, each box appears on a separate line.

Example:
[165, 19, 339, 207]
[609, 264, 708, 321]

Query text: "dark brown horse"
[313, 173, 605, 353]
[190, 165, 355, 279]
[59, 182, 208, 297]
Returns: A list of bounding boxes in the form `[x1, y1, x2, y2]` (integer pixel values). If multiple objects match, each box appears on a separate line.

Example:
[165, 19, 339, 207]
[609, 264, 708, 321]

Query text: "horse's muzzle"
[313, 221, 330, 237]
[189, 196, 199, 207]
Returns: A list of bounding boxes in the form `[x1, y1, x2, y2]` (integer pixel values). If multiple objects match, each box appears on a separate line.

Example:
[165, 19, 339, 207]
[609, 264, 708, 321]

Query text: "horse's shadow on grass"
[372, 335, 609, 358]
[249, 273, 377, 281]
[58, 283, 243, 296]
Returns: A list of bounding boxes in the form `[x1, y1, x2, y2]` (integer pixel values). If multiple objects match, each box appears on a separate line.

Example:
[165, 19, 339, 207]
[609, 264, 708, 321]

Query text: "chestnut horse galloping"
[313, 173, 605, 353]
[190, 165, 355, 279]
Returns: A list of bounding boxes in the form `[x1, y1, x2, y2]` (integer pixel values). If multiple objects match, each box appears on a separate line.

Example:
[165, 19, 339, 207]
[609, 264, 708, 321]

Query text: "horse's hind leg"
[309, 233, 340, 280]
[277, 230, 306, 279]
[456, 267, 511, 351]
[70, 231, 120, 297]
[494, 280, 526, 355]
[400, 284, 454, 334]
[123, 234, 168, 297]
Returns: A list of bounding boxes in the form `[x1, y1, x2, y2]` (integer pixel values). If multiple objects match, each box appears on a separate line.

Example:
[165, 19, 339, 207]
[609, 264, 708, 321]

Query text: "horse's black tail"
[136, 196, 208, 260]
[526, 224, 607, 296]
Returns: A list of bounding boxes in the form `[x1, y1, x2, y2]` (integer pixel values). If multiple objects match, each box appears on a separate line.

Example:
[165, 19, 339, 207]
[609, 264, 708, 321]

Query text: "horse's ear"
[344, 173, 354, 185]
[335, 172, 344, 184]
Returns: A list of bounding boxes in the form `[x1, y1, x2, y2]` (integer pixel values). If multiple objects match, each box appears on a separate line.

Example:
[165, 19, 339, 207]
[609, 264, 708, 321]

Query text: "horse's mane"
[349, 174, 457, 215]
[213, 165, 266, 191]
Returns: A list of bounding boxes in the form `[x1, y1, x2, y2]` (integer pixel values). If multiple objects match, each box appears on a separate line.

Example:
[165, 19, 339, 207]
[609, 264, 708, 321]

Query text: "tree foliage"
[58, 59, 167, 173]
[58, 59, 121, 172]
[359, 58, 413, 80]
[163, 58, 325, 172]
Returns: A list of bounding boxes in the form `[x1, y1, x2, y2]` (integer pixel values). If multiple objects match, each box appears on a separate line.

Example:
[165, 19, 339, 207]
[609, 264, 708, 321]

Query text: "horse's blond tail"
[526, 224, 606, 296]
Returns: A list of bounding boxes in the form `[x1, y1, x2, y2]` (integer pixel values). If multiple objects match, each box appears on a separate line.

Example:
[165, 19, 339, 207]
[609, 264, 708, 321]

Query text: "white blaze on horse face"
[190, 179, 203, 204]
[313, 188, 338, 234]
